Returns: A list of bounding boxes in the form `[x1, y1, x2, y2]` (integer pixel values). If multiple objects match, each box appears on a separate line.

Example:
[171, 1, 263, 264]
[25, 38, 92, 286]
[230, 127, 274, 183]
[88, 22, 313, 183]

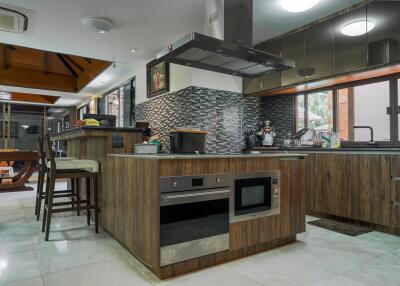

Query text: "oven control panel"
[161, 173, 229, 193]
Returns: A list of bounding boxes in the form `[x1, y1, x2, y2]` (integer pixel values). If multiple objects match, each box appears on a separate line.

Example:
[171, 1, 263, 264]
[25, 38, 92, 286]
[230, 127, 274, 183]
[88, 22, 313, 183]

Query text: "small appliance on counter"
[134, 143, 158, 154]
[170, 128, 207, 154]
[257, 120, 276, 146]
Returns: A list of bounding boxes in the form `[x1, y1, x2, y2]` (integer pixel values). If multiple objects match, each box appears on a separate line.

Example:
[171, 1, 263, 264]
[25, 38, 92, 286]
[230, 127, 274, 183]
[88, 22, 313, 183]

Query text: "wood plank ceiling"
[0, 42, 112, 93]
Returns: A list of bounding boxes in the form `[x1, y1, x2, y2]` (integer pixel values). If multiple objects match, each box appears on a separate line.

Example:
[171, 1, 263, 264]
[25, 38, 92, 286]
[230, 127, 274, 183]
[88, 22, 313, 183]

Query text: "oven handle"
[160, 189, 230, 206]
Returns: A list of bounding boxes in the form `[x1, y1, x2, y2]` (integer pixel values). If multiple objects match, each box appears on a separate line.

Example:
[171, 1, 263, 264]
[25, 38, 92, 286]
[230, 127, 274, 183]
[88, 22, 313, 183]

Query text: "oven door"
[160, 188, 230, 266]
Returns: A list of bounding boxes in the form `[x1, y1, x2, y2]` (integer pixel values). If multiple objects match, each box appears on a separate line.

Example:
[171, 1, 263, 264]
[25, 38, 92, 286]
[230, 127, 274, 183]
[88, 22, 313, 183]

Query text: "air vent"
[0, 5, 31, 33]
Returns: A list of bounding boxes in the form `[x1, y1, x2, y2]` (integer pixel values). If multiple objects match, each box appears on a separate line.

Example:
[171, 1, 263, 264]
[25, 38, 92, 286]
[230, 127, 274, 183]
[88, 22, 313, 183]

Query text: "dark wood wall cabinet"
[245, 1, 400, 95]
[306, 153, 400, 233]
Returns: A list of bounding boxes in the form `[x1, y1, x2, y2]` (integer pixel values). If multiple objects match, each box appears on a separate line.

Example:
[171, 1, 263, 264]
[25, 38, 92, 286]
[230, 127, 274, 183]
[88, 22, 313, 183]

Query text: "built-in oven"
[230, 171, 280, 223]
[159, 174, 230, 267]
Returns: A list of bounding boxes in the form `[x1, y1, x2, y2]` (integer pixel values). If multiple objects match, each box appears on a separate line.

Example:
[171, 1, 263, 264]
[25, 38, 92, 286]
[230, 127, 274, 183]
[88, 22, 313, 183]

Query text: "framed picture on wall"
[147, 60, 169, 98]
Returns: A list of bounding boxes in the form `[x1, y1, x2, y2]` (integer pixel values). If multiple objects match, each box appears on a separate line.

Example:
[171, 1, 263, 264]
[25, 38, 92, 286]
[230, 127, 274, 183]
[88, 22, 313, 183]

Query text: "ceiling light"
[81, 17, 113, 34]
[22, 125, 30, 129]
[281, 0, 319, 13]
[341, 20, 375, 37]
[129, 48, 138, 53]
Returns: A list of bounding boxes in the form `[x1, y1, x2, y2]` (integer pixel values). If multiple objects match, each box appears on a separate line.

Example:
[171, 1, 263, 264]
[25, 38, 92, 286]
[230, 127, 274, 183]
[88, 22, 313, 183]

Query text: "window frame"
[293, 75, 400, 146]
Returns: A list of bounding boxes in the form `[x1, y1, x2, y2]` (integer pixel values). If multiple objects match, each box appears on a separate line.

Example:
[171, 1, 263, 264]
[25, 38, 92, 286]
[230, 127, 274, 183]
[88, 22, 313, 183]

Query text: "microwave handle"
[160, 189, 230, 206]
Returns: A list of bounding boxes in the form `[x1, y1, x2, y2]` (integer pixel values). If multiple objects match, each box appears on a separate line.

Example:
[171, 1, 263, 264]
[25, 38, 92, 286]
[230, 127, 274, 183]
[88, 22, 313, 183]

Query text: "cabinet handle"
[392, 176, 400, 181]
[392, 201, 400, 207]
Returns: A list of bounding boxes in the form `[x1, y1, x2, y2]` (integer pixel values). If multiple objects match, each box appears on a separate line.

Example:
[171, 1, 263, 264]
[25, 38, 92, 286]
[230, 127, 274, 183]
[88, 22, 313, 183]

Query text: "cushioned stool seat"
[47, 159, 99, 173]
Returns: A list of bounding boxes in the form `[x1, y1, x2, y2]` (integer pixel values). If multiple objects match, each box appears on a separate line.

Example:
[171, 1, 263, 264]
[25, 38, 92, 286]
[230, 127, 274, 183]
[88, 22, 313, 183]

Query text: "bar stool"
[34, 137, 77, 221]
[42, 134, 99, 241]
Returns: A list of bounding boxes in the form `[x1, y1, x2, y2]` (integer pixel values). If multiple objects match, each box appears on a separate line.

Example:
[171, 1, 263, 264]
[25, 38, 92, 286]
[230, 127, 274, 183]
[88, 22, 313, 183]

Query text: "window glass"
[307, 91, 334, 132]
[295, 94, 305, 131]
[338, 81, 390, 142]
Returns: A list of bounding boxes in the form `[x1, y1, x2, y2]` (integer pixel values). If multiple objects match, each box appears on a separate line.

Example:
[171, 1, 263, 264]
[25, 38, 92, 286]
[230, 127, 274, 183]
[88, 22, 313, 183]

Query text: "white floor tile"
[42, 258, 155, 286]
[317, 275, 370, 286]
[343, 253, 400, 286]
[0, 250, 41, 284]
[157, 264, 264, 286]
[0, 234, 35, 256]
[0, 276, 44, 286]
[226, 248, 338, 286]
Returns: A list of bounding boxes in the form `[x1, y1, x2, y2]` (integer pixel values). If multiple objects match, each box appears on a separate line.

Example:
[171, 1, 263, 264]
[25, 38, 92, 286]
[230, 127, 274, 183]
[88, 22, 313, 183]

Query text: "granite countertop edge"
[107, 153, 308, 160]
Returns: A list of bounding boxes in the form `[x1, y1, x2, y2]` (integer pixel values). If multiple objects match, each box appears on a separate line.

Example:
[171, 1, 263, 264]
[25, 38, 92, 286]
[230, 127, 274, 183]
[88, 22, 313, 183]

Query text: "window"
[295, 79, 395, 144]
[307, 91, 334, 131]
[295, 91, 334, 132]
[295, 94, 305, 131]
[338, 81, 390, 142]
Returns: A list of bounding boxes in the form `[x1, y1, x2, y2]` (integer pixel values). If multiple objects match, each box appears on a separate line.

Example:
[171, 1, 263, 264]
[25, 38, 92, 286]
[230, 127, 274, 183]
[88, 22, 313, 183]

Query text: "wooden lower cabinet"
[306, 153, 395, 229]
[390, 156, 400, 228]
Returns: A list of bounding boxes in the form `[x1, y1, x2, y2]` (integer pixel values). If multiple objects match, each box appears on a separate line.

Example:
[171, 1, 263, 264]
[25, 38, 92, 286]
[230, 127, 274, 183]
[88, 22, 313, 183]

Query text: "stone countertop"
[107, 153, 307, 160]
[250, 147, 400, 155]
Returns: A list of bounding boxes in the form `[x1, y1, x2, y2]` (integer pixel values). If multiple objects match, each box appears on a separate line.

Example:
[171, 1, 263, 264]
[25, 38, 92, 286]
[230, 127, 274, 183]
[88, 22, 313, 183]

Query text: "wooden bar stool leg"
[93, 174, 99, 233]
[71, 178, 75, 209]
[76, 178, 81, 216]
[45, 174, 56, 241]
[42, 174, 50, 232]
[36, 165, 45, 221]
[86, 176, 91, 225]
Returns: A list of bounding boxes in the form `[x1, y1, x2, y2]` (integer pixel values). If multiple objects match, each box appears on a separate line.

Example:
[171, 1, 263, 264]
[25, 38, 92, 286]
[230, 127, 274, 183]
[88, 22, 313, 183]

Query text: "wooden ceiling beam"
[56, 53, 78, 78]
[64, 55, 84, 72]
[0, 66, 77, 92]
[4, 92, 60, 104]
[76, 60, 112, 91]
[43, 52, 48, 74]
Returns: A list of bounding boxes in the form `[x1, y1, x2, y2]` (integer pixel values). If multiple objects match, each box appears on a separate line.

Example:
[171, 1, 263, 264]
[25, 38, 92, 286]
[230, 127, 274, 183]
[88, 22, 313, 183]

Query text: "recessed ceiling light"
[129, 48, 138, 53]
[81, 17, 113, 34]
[281, 0, 319, 13]
[341, 20, 375, 37]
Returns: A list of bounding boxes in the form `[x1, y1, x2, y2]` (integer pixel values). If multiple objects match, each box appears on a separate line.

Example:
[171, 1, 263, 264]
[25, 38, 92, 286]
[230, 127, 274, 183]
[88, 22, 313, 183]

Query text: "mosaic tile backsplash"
[136, 86, 294, 153]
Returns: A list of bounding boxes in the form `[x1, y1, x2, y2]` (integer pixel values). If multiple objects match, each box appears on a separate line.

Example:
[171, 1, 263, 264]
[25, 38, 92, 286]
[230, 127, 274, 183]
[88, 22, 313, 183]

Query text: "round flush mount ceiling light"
[341, 20, 375, 37]
[81, 17, 113, 34]
[129, 48, 138, 53]
[281, 0, 319, 13]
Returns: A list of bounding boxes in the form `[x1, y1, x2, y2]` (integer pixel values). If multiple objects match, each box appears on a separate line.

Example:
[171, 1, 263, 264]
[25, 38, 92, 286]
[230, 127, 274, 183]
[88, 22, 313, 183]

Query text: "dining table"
[0, 150, 38, 192]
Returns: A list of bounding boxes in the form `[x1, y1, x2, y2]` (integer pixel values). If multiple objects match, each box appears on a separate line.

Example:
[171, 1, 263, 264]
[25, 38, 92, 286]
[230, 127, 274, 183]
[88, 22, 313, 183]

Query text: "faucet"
[353, 126, 375, 144]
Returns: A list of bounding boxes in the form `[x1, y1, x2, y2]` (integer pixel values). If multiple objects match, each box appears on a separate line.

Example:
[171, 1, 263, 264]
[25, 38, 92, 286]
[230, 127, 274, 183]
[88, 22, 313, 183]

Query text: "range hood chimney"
[155, 0, 294, 78]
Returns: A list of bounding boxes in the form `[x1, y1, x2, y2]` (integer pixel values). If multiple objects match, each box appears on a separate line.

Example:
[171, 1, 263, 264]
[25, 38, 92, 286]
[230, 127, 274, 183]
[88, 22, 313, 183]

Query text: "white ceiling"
[0, 0, 363, 106]
[253, 0, 363, 44]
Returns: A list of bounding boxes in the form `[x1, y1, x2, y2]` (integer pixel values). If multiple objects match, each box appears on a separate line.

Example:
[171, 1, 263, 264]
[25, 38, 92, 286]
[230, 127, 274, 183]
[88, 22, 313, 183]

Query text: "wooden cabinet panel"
[390, 156, 400, 228]
[230, 158, 306, 250]
[306, 153, 392, 227]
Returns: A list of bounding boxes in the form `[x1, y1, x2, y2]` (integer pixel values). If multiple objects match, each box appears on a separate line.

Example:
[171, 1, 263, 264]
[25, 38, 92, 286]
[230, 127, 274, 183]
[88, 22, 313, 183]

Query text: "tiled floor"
[1, 182, 400, 286]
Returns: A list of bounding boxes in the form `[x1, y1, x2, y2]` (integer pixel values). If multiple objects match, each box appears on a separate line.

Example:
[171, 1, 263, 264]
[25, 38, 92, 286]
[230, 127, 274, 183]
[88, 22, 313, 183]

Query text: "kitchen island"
[103, 153, 307, 279]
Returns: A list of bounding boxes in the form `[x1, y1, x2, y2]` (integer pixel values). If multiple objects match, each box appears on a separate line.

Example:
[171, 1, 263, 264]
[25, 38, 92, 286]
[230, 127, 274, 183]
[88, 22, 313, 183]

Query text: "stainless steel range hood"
[155, 0, 294, 78]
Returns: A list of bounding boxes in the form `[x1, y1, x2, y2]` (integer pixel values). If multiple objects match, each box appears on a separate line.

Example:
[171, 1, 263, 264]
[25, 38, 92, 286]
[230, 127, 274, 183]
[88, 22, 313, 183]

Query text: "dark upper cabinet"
[367, 0, 400, 67]
[243, 77, 261, 94]
[333, 5, 367, 74]
[281, 31, 305, 86]
[305, 20, 333, 81]
[257, 39, 282, 90]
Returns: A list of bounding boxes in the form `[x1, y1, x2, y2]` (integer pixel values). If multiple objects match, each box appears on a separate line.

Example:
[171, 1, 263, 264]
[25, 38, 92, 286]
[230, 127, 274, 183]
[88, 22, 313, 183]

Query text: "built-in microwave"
[230, 171, 280, 222]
